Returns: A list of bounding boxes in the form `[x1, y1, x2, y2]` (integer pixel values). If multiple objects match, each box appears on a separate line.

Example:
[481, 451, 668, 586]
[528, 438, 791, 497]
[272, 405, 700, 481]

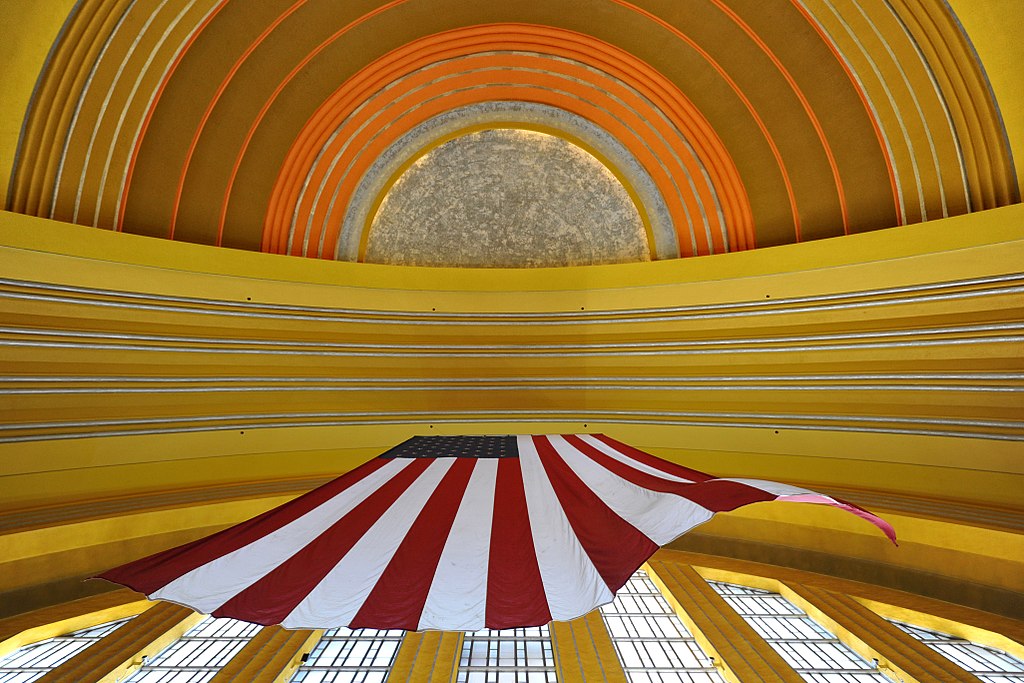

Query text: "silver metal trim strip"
[1, 335, 1018, 357]
[0, 410, 1018, 443]
[0, 273, 1019, 325]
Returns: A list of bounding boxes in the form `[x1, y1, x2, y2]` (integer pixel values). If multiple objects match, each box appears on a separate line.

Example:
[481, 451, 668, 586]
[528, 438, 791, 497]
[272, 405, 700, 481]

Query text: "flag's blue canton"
[380, 435, 518, 458]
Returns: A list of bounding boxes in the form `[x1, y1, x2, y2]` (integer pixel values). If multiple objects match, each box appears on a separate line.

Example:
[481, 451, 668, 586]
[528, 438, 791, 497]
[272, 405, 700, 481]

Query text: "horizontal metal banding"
[1, 377, 1019, 394]
[5, 373, 1020, 381]
[0, 411, 1020, 444]
[1, 266, 1018, 444]
[0, 477, 330, 535]
[0, 326, 1018, 356]
[0, 272, 1020, 324]
[813, 485, 1024, 532]
[1, 338, 1014, 352]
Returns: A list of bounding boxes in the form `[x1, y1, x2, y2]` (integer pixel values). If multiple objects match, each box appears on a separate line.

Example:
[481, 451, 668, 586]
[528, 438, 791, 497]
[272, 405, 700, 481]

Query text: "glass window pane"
[288, 627, 404, 683]
[889, 620, 1024, 681]
[599, 570, 725, 683]
[0, 616, 134, 683]
[122, 616, 260, 683]
[457, 626, 557, 683]
[706, 581, 892, 683]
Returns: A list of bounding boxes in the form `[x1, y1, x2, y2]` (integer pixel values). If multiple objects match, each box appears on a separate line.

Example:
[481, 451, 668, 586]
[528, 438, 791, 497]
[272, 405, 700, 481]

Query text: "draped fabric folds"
[99, 434, 895, 630]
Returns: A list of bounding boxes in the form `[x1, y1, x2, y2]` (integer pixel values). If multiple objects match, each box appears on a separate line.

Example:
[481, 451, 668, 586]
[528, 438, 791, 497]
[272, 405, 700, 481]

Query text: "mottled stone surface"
[335, 100, 678, 261]
[365, 129, 650, 268]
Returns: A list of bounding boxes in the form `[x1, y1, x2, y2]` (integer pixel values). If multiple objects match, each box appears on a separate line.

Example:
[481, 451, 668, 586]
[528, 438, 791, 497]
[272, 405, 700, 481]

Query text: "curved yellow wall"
[0, 0, 79, 201]
[946, 0, 1024, 193]
[0, 205, 1021, 620]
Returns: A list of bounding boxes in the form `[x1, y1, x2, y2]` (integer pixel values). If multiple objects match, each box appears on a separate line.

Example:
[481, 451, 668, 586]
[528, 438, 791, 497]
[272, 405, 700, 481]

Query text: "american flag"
[100, 434, 895, 631]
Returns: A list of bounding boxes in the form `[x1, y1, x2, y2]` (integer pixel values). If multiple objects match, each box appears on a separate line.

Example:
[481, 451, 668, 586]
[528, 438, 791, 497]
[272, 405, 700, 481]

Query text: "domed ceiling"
[5, 0, 1018, 266]
[1, 0, 1022, 625]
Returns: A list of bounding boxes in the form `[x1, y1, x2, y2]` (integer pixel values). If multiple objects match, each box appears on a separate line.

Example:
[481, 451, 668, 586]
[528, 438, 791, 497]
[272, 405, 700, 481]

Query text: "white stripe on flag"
[282, 458, 453, 629]
[576, 434, 696, 483]
[719, 478, 816, 497]
[151, 457, 413, 613]
[550, 435, 713, 545]
[417, 458, 498, 631]
[518, 435, 613, 621]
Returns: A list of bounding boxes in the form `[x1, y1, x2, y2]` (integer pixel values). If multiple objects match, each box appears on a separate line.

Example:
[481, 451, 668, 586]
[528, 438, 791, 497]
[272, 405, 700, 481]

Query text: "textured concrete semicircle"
[364, 129, 651, 268]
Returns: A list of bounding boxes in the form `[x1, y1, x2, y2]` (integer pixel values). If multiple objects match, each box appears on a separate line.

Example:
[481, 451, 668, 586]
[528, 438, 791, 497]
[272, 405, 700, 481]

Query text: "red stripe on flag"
[350, 458, 477, 629]
[98, 457, 392, 595]
[590, 434, 713, 482]
[565, 435, 775, 511]
[486, 456, 551, 629]
[534, 436, 657, 593]
[211, 458, 432, 625]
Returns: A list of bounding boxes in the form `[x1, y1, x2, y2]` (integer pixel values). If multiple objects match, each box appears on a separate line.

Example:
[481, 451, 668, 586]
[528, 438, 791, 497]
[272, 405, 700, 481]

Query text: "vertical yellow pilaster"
[385, 631, 463, 683]
[549, 611, 628, 682]
[784, 583, 985, 683]
[645, 558, 803, 683]
[209, 626, 322, 683]
[0, 589, 151, 660]
[35, 602, 203, 683]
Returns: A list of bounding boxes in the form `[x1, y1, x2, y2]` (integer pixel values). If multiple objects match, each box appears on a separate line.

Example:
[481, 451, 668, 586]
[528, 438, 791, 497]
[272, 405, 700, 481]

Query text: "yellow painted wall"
[0, 205, 1021, 620]
[0, 0, 80, 202]
[946, 0, 1024, 193]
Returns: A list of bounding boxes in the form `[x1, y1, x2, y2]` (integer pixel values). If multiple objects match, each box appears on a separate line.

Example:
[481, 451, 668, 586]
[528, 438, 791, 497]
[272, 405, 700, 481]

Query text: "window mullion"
[707, 581, 893, 682]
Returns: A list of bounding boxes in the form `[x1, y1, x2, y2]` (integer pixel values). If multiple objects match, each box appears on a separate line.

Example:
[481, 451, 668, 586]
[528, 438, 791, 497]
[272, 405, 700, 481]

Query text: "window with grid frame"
[0, 617, 133, 683]
[457, 626, 557, 683]
[121, 616, 261, 683]
[889, 620, 1024, 682]
[707, 581, 894, 683]
[599, 570, 724, 683]
[288, 627, 404, 683]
